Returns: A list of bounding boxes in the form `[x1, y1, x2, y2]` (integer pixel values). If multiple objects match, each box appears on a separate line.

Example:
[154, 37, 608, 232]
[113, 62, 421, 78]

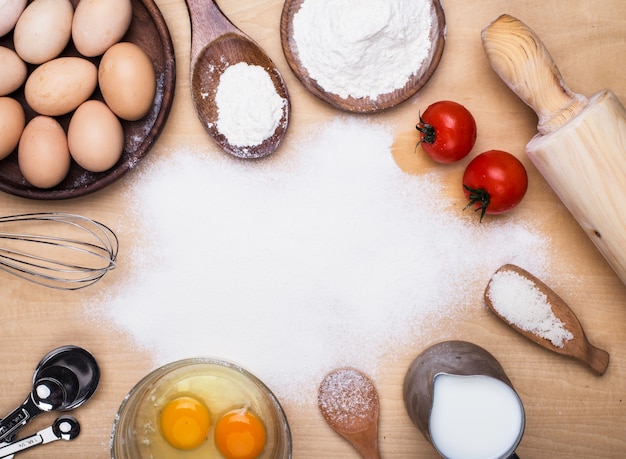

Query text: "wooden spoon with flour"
[485, 264, 609, 375]
[318, 368, 381, 459]
[185, 0, 290, 158]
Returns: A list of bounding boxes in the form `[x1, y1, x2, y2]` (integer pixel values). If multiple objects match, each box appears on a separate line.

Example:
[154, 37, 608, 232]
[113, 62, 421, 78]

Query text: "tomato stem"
[463, 185, 490, 222]
[415, 114, 437, 145]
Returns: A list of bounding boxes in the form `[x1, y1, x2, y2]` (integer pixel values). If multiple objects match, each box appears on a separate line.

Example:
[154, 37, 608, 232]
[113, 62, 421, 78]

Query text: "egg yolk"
[160, 396, 211, 450]
[214, 408, 267, 459]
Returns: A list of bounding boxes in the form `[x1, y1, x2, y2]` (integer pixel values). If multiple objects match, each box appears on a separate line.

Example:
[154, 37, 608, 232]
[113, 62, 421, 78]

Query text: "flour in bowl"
[292, 0, 435, 99]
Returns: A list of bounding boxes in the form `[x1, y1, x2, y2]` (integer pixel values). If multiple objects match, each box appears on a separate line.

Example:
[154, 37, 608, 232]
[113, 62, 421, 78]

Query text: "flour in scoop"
[292, 0, 434, 99]
[216, 62, 286, 147]
[487, 270, 573, 347]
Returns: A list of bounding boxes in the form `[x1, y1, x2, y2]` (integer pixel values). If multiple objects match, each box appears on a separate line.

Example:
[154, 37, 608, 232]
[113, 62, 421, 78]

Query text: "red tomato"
[416, 101, 477, 163]
[462, 150, 528, 221]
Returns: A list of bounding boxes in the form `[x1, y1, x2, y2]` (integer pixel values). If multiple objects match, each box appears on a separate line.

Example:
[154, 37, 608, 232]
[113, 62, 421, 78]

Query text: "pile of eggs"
[0, 0, 156, 188]
[160, 396, 267, 458]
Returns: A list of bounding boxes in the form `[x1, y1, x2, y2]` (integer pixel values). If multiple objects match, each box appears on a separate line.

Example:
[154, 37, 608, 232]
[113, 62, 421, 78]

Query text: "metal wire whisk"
[0, 212, 119, 290]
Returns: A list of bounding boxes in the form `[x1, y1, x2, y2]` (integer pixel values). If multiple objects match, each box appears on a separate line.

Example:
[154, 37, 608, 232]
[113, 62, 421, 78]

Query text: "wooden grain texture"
[483, 14, 626, 288]
[0, 1, 624, 458]
[485, 264, 610, 375]
[527, 92, 626, 288]
[481, 14, 588, 135]
[185, 0, 290, 158]
[318, 368, 381, 459]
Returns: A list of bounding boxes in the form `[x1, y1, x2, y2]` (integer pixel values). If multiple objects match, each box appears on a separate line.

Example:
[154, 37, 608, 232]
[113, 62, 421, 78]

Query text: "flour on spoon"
[216, 62, 286, 147]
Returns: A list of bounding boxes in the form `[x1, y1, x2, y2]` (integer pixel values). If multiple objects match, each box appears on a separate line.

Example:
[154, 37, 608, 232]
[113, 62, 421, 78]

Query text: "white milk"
[429, 374, 524, 459]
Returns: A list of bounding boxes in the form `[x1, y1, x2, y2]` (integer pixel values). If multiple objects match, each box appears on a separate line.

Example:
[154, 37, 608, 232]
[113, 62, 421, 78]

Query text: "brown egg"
[68, 100, 124, 172]
[98, 42, 156, 121]
[0, 0, 27, 37]
[0, 46, 27, 96]
[72, 0, 132, 57]
[25, 57, 97, 116]
[18, 115, 70, 188]
[13, 0, 74, 64]
[0, 96, 25, 159]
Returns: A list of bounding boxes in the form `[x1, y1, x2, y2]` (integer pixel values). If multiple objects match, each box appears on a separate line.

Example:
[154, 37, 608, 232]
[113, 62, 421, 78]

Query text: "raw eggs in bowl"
[111, 358, 292, 459]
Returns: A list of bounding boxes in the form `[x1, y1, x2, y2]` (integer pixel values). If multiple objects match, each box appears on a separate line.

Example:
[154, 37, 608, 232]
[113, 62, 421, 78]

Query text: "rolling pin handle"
[481, 14, 588, 135]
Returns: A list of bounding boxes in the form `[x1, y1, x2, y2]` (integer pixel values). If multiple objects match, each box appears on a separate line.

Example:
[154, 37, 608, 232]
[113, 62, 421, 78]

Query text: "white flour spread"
[215, 62, 286, 147]
[88, 118, 550, 405]
[292, 0, 434, 99]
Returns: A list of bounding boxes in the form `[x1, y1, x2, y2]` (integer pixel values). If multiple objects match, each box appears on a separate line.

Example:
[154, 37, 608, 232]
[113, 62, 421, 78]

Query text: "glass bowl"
[111, 357, 292, 458]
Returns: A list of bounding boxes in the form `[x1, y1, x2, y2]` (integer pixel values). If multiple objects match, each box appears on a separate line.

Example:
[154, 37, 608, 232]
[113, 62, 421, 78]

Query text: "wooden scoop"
[485, 264, 609, 375]
[184, 0, 290, 158]
[318, 368, 381, 459]
[280, 0, 446, 113]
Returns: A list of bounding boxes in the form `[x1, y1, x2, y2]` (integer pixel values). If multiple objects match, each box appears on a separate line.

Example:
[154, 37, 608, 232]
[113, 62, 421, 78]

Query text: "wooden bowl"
[0, 0, 176, 200]
[280, 0, 445, 113]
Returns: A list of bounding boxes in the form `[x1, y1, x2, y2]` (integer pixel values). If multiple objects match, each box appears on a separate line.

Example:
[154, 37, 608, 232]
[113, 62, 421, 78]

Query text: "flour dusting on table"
[86, 117, 549, 404]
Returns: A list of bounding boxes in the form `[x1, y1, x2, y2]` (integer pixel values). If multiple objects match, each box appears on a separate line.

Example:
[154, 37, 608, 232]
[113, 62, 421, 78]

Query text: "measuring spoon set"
[0, 346, 99, 458]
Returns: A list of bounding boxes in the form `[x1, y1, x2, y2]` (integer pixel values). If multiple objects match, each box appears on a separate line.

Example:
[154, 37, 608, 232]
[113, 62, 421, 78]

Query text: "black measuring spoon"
[0, 346, 99, 442]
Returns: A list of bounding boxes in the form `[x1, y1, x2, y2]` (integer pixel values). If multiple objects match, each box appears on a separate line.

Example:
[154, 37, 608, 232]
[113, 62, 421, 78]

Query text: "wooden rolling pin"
[482, 14, 626, 287]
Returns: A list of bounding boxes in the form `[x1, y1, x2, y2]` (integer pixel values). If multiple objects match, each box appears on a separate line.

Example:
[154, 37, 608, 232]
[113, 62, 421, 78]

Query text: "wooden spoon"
[484, 264, 609, 375]
[280, 0, 446, 113]
[318, 368, 381, 459]
[184, 0, 290, 158]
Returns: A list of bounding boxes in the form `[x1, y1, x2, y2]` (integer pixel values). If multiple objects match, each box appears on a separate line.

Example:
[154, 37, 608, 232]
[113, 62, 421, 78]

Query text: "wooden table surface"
[1, 0, 625, 458]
